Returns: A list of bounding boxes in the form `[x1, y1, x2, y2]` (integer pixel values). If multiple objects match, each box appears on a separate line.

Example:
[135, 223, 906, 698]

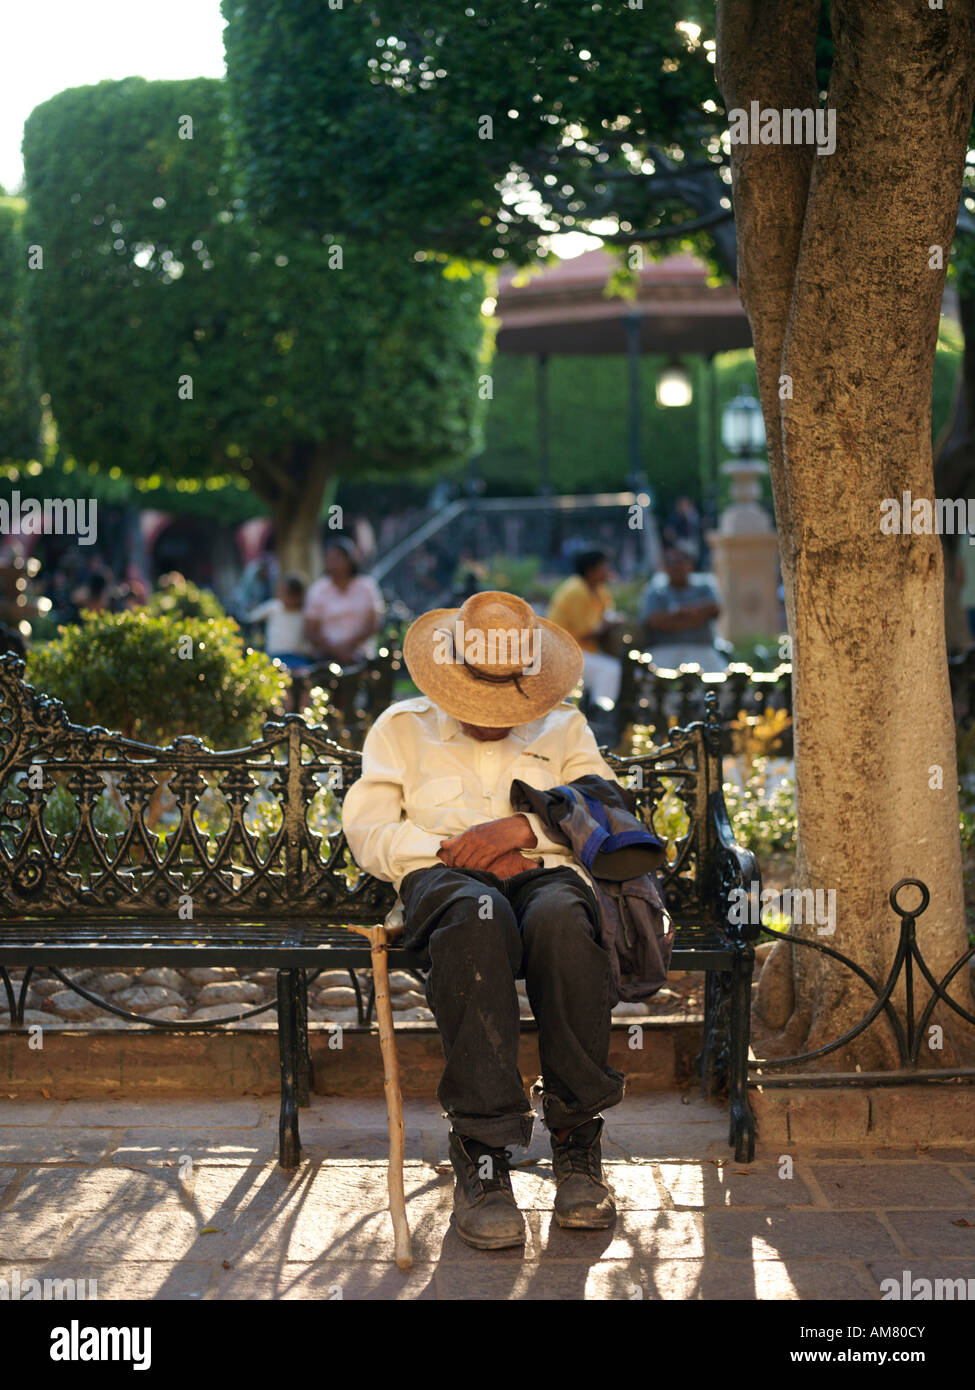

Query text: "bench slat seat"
[0, 924, 736, 969]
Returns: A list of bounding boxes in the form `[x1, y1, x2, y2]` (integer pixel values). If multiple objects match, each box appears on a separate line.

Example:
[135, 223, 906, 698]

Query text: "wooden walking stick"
[347, 921, 412, 1269]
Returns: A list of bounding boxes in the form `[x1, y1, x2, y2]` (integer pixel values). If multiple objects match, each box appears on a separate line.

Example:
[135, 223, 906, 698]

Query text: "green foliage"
[722, 760, 797, 859]
[146, 576, 226, 623]
[479, 352, 709, 502]
[26, 609, 287, 748]
[300, 685, 334, 732]
[0, 449, 266, 528]
[220, 0, 973, 517]
[479, 553, 543, 599]
[21, 77, 491, 506]
[631, 720, 796, 859]
[0, 197, 41, 464]
[647, 777, 691, 858]
[476, 339, 961, 505]
[725, 635, 787, 667]
[958, 724, 975, 930]
[221, 0, 723, 266]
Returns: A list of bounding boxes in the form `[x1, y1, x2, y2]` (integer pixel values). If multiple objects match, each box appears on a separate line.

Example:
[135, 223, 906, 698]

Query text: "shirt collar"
[435, 705, 542, 744]
[436, 705, 463, 742]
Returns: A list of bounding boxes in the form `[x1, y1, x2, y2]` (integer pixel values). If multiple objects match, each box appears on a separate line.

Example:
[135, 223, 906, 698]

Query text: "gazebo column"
[625, 311, 643, 490]
[536, 351, 558, 560]
[536, 351, 551, 495]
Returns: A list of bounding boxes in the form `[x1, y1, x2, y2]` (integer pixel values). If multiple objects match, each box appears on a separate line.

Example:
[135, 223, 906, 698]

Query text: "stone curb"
[0, 1017, 703, 1098]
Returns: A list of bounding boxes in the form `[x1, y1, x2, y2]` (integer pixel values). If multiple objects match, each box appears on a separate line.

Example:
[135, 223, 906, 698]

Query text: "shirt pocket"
[405, 774, 464, 826]
[509, 752, 561, 793]
[419, 775, 463, 805]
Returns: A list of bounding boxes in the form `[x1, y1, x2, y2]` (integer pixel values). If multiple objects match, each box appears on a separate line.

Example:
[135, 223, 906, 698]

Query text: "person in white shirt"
[248, 574, 314, 671]
[343, 591, 623, 1251]
[303, 539, 384, 666]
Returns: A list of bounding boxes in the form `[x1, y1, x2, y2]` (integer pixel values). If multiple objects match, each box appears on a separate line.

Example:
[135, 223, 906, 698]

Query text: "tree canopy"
[221, 0, 732, 270]
[22, 76, 492, 571]
[0, 197, 41, 467]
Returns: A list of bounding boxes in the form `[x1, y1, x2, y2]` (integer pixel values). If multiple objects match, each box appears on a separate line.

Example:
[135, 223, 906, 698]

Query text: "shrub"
[145, 576, 226, 623]
[26, 609, 287, 748]
[721, 759, 796, 858]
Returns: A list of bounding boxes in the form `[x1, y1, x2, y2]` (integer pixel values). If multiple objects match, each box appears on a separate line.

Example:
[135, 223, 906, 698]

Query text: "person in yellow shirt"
[547, 550, 620, 704]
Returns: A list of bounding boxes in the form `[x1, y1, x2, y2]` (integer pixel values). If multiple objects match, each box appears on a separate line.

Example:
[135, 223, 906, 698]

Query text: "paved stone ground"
[0, 1092, 973, 1300]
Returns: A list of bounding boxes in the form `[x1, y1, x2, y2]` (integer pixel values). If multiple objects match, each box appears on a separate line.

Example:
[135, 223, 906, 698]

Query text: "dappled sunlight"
[1, 1096, 966, 1299]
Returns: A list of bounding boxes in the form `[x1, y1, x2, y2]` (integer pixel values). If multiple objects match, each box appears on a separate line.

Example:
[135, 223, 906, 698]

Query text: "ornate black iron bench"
[287, 636, 405, 745]
[605, 650, 793, 754]
[0, 653, 760, 1193]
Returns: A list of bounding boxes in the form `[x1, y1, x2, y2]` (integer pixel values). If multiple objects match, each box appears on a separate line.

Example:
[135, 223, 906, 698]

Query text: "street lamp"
[721, 388, 766, 457]
[655, 359, 694, 409]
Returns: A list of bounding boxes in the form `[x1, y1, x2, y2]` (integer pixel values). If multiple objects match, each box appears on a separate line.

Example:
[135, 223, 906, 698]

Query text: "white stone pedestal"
[706, 458, 783, 641]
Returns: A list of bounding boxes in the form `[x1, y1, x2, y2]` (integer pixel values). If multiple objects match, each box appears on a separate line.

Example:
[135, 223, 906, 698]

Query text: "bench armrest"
[706, 789, 762, 945]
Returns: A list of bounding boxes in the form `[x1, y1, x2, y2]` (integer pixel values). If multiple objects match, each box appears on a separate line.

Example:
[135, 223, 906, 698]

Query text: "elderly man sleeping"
[344, 590, 669, 1252]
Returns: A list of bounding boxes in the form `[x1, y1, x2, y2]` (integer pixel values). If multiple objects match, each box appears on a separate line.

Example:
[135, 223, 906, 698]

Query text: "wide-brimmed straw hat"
[403, 590, 583, 728]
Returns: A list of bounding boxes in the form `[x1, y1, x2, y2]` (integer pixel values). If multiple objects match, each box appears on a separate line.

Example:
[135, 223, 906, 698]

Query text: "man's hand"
[485, 849, 540, 879]
[645, 601, 719, 636]
[437, 814, 537, 871]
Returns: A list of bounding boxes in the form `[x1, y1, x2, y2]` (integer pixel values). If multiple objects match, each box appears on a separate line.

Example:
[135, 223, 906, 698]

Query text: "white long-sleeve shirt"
[342, 696, 619, 893]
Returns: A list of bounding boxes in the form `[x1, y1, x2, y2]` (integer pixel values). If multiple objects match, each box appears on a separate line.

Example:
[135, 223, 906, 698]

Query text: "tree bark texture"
[717, 0, 975, 1067]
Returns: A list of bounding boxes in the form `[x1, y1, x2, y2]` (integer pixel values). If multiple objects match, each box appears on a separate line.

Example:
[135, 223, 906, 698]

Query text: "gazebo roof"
[495, 248, 752, 357]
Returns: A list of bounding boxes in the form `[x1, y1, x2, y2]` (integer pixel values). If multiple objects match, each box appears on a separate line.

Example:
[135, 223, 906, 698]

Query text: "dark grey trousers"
[398, 863, 625, 1148]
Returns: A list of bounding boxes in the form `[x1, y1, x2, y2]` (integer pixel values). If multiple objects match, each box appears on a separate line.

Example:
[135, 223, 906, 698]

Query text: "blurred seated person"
[45, 564, 79, 625]
[71, 568, 113, 614]
[231, 551, 278, 626]
[450, 549, 487, 605]
[304, 538, 385, 667]
[662, 495, 702, 567]
[547, 549, 621, 704]
[639, 545, 725, 671]
[116, 579, 149, 610]
[249, 574, 314, 671]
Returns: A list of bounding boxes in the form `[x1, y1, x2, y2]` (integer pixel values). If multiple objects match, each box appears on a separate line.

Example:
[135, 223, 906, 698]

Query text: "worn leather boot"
[551, 1117, 617, 1229]
[448, 1129, 527, 1250]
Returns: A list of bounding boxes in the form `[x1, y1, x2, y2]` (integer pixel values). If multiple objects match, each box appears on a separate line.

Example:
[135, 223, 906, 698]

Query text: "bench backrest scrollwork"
[0, 656, 733, 932]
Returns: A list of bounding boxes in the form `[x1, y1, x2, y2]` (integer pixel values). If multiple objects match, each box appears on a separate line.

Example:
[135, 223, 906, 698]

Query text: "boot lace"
[554, 1134, 601, 1182]
[467, 1143, 514, 1195]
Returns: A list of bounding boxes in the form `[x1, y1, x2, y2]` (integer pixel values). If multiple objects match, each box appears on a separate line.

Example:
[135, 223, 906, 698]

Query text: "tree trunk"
[251, 442, 342, 581]
[272, 493, 325, 582]
[718, 0, 975, 1067]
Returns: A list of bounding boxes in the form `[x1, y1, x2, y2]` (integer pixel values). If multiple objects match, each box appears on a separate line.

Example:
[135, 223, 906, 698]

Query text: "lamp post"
[719, 388, 770, 531]
[721, 387, 767, 458]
